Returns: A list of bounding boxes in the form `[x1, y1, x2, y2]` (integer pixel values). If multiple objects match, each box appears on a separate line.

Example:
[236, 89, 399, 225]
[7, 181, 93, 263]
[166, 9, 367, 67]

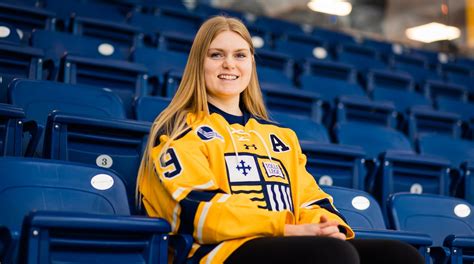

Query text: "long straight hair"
[136, 16, 268, 208]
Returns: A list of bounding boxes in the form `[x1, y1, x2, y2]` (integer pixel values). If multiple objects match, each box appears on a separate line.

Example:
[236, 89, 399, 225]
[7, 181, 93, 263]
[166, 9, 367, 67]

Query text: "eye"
[210, 52, 223, 59]
[235, 52, 247, 59]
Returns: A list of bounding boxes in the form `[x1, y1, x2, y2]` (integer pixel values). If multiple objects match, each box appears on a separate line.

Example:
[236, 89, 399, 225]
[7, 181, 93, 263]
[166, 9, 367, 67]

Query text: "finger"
[319, 220, 340, 228]
[329, 232, 347, 240]
[319, 226, 340, 236]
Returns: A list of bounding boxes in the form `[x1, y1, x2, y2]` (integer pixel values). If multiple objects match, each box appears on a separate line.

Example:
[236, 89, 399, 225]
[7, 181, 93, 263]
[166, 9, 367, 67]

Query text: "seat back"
[322, 186, 386, 229]
[423, 80, 467, 102]
[134, 96, 171, 122]
[436, 97, 474, 121]
[0, 103, 24, 156]
[336, 43, 386, 72]
[271, 112, 329, 143]
[9, 79, 125, 127]
[418, 133, 474, 168]
[43, 112, 150, 213]
[273, 34, 329, 61]
[389, 193, 474, 247]
[335, 122, 413, 158]
[60, 54, 148, 117]
[0, 157, 130, 233]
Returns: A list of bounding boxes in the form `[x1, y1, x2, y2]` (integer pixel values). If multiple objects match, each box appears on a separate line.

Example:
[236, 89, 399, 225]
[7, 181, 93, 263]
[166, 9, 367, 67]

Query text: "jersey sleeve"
[291, 133, 355, 239]
[149, 133, 295, 244]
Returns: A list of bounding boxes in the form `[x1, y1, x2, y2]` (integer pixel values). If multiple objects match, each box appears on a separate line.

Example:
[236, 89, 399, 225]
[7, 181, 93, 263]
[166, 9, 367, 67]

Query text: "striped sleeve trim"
[177, 190, 222, 235]
[304, 198, 348, 224]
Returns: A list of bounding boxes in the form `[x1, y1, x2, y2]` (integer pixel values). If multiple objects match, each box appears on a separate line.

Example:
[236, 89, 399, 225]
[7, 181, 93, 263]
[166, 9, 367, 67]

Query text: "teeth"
[218, 74, 238, 80]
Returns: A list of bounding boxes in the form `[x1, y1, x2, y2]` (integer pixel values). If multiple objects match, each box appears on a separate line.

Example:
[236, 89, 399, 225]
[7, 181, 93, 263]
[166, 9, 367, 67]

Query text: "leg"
[225, 236, 359, 264]
[348, 239, 424, 264]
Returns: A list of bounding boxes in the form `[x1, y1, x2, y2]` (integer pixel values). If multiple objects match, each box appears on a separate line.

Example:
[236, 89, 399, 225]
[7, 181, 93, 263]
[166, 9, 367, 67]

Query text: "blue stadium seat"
[0, 23, 22, 46]
[0, 157, 170, 263]
[9, 79, 126, 156]
[408, 48, 452, 66]
[134, 96, 171, 122]
[367, 69, 431, 112]
[423, 80, 467, 102]
[390, 54, 440, 85]
[0, 2, 55, 44]
[0, 103, 25, 156]
[335, 43, 386, 73]
[43, 111, 151, 214]
[132, 47, 188, 97]
[45, 0, 127, 24]
[252, 15, 305, 36]
[0, 44, 43, 103]
[312, 27, 355, 46]
[300, 60, 366, 103]
[255, 49, 295, 88]
[363, 38, 405, 59]
[335, 96, 397, 127]
[335, 121, 451, 209]
[261, 84, 321, 120]
[32, 30, 130, 81]
[407, 107, 462, 140]
[436, 97, 474, 121]
[59, 53, 149, 117]
[158, 31, 194, 53]
[129, 11, 201, 46]
[417, 133, 474, 200]
[273, 33, 330, 61]
[439, 63, 474, 97]
[388, 193, 474, 264]
[272, 112, 366, 189]
[322, 186, 432, 262]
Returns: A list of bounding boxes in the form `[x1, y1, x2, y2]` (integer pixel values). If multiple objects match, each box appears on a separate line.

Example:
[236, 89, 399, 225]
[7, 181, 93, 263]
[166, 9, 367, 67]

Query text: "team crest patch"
[263, 161, 285, 179]
[196, 125, 224, 142]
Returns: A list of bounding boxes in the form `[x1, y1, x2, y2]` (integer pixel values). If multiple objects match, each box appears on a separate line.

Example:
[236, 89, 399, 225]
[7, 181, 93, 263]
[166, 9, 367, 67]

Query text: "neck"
[207, 96, 242, 116]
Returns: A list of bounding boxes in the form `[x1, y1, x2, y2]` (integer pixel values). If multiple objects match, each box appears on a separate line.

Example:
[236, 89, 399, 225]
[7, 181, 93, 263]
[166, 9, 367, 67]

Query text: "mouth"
[217, 74, 239, 80]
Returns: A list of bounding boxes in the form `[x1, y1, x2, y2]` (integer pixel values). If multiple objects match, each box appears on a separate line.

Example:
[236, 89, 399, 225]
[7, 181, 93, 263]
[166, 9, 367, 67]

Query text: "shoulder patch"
[196, 125, 224, 142]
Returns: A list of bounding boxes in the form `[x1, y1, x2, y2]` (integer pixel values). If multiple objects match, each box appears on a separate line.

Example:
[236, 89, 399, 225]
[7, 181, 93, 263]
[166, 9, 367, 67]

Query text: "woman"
[137, 16, 423, 264]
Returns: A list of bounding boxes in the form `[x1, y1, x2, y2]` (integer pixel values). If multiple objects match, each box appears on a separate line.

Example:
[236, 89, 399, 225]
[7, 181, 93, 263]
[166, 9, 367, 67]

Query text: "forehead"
[209, 30, 250, 51]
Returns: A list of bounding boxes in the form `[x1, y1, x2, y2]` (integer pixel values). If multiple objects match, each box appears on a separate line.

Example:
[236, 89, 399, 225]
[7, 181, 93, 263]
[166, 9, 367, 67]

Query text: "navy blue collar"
[208, 103, 251, 126]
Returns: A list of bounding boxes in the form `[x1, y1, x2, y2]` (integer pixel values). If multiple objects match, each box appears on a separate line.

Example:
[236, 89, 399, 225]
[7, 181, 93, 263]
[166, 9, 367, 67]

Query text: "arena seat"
[43, 111, 151, 214]
[9, 79, 126, 156]
[133, 47, 188, 97]
[59, 53, 149, 117]
[134, 96, 171, 122]
[255, 49, 295, 88]
[366, 69, 432, 113]
[335, 43, 386, 73]
[436, 97, 474, 121]
[389, 54, 440, 85]
[0, 2, 55, 44]
[423, 80, 467, 102]
[322, 186, 432, 263]
[335, 121, 451, 210]
[0, 44, 43, 103]
[261, 84, 322, 120]
[0, 103, 26, 156]
[0, 157, 170, 264]
[272, 112, 366, 189]
[407, 107, 462, 140]
[300, 60, 366, 103]
[273, 33, 330, 61]
[32, 30, 130, 82]
[0, 22, 22, 46]
[388, 193, 474, 264]
[335, 96, 397, 127]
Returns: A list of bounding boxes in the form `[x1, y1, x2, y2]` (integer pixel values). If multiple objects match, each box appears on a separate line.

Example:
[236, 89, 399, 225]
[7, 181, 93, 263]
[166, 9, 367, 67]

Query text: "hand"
[284, 215, 346, 240]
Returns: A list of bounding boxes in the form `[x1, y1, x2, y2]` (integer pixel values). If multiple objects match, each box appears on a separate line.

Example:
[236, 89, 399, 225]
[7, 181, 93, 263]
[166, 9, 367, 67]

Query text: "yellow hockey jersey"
[139, 104, 354, 263]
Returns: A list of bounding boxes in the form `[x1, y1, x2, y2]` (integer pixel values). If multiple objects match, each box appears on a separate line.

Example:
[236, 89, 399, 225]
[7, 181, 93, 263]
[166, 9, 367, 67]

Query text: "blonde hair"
[136, 16, 268, 208]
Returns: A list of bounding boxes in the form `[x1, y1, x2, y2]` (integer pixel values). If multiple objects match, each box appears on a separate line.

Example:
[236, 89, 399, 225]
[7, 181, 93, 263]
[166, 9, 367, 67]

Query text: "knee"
[322, 238, 360, 264]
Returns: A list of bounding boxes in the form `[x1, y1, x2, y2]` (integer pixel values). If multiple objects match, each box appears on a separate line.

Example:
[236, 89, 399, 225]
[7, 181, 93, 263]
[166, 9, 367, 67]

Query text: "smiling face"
[204, 30, 253, 111]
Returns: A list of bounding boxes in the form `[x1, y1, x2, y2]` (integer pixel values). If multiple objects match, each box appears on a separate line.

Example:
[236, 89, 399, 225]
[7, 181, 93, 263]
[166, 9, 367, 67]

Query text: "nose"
[222, 55, 235, 69]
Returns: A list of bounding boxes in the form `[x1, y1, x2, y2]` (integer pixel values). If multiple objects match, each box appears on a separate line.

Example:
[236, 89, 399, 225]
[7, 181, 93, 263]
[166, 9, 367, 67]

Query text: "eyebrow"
[208, 48, 250, 52]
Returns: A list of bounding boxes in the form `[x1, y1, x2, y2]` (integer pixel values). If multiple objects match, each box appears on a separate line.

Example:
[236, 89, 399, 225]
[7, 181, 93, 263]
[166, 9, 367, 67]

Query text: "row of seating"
[1, 157, 474, 263]
[1, 80, 473, 212]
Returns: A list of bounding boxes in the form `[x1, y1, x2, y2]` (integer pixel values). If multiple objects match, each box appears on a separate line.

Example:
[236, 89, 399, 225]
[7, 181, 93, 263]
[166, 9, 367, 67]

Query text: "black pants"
[225, 237, 424, 264]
